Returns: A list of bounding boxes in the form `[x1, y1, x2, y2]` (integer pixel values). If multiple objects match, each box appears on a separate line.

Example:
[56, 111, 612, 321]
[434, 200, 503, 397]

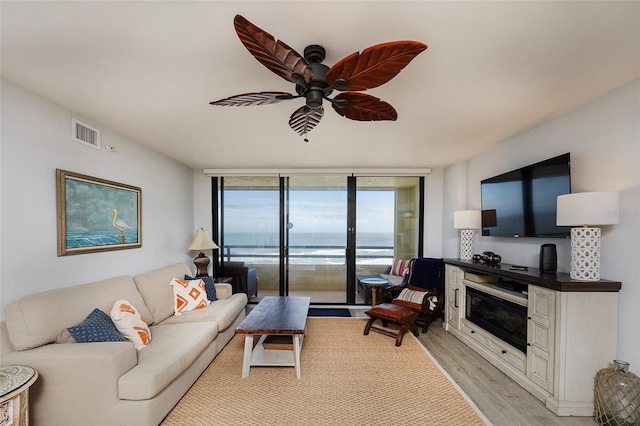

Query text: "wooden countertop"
[444, 258, 621, 292]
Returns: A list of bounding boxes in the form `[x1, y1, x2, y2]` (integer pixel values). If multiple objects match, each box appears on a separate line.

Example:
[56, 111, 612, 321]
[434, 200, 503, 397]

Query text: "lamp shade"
[556, 192, 619, 226]
[187, 228, 218, 251]
[454, 210, 482, 229]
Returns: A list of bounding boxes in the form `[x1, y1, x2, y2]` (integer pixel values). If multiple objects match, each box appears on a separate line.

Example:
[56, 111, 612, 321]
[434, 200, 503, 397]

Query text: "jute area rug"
[162, 318, 489, 426]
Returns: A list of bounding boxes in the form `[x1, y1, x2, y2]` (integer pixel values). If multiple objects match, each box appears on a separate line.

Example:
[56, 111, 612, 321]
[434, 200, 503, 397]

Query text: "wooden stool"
[364, 303, 419, 346]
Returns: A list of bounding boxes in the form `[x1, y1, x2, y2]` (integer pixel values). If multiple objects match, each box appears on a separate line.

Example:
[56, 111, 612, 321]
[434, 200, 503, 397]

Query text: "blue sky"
[223, 189, 394, 234]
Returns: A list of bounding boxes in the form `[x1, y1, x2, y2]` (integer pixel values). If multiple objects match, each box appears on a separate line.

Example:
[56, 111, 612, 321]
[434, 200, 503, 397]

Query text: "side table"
[359, 277, 389, 306]
[0, 365, 38, 426]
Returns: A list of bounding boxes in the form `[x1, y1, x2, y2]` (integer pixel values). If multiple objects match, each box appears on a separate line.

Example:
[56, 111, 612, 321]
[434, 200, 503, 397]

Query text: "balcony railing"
[220, 244, 394, 263]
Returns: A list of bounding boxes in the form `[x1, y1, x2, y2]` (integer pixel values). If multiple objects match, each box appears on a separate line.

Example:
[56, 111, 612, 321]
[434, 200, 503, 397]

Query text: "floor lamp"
[188, 228, 218, 277]
[556, 192, 619, 281]
[454, 210, 482, 260]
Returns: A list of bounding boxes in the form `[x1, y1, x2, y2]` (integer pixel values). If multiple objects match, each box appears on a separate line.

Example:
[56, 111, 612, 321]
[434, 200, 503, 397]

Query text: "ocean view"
[222, 232, 394, 265]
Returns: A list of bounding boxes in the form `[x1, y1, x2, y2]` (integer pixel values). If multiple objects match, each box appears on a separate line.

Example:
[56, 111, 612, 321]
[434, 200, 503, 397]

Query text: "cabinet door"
[445, 265, 462, 330]
[527, 285, 555, 393]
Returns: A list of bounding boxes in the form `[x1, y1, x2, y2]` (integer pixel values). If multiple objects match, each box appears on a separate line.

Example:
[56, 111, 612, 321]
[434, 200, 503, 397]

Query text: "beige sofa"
[0, 263, 247, 426]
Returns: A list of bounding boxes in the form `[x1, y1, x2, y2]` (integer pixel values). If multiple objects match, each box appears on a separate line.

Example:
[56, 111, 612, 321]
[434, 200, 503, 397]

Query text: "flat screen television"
[481, 153, 571, 238]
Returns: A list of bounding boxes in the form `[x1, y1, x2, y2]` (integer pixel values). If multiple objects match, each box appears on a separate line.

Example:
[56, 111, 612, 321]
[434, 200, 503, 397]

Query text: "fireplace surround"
[444, 259, 621, 417]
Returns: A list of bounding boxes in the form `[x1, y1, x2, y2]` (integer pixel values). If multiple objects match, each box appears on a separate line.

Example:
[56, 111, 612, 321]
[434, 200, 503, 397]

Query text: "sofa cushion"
[117, 322, 218, 400]
[169, 279, 209, 315]
[67, 308, 128, 343]
[5, 276, 152, 351]
[111, 300, 152, 350]
[158, 293, 247, 332]
[185, 275, 217, 301]
[133, 263, 192, 324]
[380, 273, 405, 286]
[213, 283, 232, 300]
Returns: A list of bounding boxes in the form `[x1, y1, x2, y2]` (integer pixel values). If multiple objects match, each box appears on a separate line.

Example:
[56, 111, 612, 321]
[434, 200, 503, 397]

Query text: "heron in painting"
[112, 209, 132, 243]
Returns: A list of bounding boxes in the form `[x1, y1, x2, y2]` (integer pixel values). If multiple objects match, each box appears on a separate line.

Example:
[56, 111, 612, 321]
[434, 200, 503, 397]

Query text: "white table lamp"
[454, 210, 482, 260]
[188, 228, 218, 277]
[557, 192, 619, 281]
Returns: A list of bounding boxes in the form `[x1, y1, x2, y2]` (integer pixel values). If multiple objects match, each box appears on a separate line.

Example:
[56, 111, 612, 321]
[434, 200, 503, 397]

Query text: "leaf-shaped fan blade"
[209, 92, 296, 106]
[289, 106, 324, 135]
[234, 15, 312, 84]
[332, 93, 397, 121]
[326, 41, 427, 91]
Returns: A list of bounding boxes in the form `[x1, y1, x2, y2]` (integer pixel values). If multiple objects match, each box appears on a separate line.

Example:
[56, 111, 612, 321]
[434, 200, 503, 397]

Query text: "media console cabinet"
[443, 259, 621, 416]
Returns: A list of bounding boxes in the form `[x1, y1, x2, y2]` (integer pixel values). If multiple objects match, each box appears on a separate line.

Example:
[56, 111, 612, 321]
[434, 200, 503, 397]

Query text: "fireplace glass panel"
[465, 286, 527, 353]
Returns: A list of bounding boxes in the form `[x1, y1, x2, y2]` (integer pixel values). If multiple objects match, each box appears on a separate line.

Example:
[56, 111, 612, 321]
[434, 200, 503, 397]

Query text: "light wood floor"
[421, 319, 599, 425]
[348, 309, 596, 426]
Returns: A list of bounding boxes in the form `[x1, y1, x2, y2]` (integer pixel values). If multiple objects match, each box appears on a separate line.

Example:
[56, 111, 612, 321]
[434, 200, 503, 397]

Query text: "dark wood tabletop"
[235, 296, 311, 335]
[444, 258, 621, 292]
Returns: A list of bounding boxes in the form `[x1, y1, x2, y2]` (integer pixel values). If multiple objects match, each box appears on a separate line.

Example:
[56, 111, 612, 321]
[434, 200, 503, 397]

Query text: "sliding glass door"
[219, 177, 281, 299]
[285, 176, 349, 303]
[216, 174, 423, 304]
[355, 177, 422, 303]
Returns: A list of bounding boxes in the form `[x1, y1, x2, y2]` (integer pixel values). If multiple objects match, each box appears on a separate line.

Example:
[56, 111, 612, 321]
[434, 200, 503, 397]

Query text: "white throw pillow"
[396, 288, 427, 305]
[111, 300, 152, 350]
[396, 289, 438, 311]
[169, 278, 210, 315]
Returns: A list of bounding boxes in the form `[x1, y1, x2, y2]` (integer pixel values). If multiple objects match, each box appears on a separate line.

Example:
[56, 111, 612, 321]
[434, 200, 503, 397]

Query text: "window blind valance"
[202, 168, 431, 177]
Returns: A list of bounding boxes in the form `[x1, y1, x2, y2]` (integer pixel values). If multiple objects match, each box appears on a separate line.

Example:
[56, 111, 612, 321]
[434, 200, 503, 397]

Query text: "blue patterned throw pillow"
[185, 275, 217, 301]
[68, 308, 128, 343]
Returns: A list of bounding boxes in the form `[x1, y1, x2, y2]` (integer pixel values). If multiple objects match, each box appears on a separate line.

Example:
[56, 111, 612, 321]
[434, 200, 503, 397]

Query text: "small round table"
[0, 365, 38, 426]
[359, 277, 389, 306]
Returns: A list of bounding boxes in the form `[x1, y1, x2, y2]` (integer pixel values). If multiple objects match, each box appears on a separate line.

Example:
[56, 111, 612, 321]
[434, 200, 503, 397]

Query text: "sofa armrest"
[214, 283, 233, 300]
[1, 341, 137, 385]
[1, 342, 137, 425]
[0, 321, 15, 355]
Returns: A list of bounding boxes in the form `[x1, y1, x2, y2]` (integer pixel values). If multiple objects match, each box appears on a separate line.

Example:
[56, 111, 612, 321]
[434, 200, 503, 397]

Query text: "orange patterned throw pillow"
[110, 300, 152, 350]
[169, 279, 210, 315]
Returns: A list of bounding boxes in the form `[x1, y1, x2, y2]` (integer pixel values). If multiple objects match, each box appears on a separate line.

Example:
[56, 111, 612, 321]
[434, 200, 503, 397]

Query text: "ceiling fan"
[210, 15, 427, 141]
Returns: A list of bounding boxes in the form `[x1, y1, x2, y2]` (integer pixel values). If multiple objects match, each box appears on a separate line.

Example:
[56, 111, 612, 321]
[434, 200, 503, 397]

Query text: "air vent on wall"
[72, 118, 101, 150]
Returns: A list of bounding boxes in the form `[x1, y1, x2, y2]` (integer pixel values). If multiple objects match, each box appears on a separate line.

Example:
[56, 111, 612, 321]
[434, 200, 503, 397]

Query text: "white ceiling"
[2, 1, 639, 170]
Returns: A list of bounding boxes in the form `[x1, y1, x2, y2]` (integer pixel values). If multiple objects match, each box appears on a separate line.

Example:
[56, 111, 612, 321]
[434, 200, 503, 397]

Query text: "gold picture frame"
[56, 169, 142, 256]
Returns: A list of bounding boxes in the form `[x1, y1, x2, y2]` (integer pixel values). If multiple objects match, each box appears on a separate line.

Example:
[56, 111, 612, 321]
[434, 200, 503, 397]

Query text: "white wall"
[423, 167, 444, 257]
[444, 79, 640, 372]
[0, 80, 195, 318]
[442, 162, 472, 258]
[193, 170, 213, 232]
[192, 170, 216, 276]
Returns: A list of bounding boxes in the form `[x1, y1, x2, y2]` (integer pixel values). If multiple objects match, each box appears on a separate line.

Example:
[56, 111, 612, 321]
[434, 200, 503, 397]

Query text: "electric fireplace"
[465, 286, 528, 353]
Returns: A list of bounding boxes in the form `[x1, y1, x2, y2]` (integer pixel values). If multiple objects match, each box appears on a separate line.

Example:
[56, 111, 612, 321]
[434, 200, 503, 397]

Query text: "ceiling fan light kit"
[210, 15, 427, 140]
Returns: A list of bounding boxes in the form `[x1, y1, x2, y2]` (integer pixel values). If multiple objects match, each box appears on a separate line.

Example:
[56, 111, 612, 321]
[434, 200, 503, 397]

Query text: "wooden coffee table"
[235, 296, 310, 379]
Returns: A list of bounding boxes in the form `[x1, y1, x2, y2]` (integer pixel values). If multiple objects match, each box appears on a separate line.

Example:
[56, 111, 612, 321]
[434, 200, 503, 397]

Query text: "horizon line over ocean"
[221, 231, 396, 265]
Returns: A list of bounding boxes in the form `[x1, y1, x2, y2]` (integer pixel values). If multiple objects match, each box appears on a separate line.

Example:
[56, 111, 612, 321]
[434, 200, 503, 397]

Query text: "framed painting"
[56, 169, 142, 256]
